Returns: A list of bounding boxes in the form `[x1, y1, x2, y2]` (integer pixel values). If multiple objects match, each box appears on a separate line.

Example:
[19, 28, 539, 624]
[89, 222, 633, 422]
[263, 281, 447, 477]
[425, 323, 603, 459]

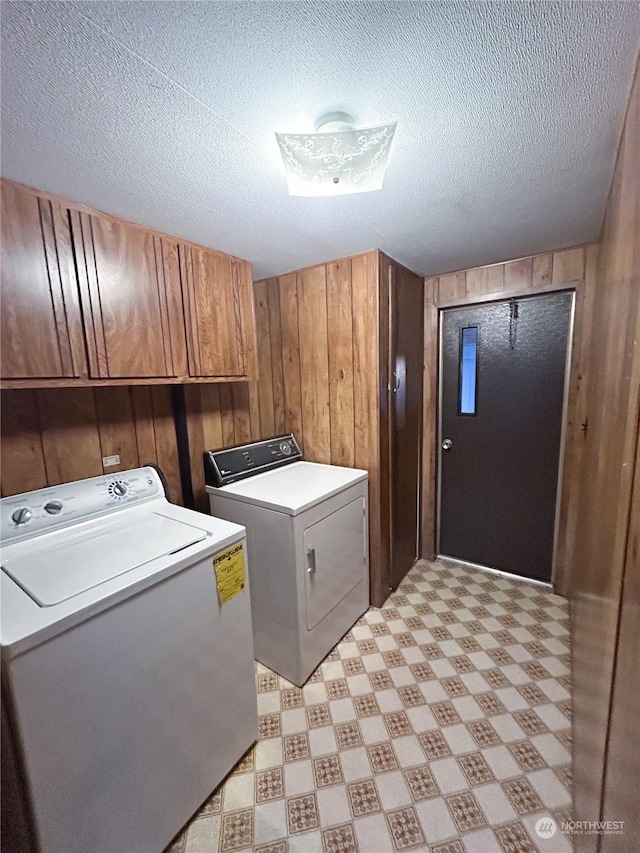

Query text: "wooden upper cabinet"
[1, 179, 256, 386]
[1, 181, 86, 379]
[71, 211, 188, 379]
[180, 245, 258, 379]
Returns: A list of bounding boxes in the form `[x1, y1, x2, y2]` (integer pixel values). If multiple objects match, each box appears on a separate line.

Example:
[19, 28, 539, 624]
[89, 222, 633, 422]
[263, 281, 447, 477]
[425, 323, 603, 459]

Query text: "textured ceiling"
[1, 2, 639, 279]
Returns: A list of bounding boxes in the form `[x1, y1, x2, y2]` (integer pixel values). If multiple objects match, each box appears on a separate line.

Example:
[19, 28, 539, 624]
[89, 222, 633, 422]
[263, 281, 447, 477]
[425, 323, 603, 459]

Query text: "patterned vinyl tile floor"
[167, 559, 573, 853]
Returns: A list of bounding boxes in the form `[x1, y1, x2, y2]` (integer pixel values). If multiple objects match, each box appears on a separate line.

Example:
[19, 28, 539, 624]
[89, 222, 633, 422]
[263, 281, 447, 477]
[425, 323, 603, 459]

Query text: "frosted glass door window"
[459, 327, 478, 415]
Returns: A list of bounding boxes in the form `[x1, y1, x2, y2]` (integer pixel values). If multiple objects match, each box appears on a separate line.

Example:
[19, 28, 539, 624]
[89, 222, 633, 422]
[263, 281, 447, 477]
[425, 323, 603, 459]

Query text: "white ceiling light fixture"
[275, 112, 397, 197]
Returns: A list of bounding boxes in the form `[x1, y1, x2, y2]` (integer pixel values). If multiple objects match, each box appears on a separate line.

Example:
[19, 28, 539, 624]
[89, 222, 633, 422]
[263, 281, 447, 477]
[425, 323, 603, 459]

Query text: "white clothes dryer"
[1, 467, 257, 853]
[205, 435, 369, 686]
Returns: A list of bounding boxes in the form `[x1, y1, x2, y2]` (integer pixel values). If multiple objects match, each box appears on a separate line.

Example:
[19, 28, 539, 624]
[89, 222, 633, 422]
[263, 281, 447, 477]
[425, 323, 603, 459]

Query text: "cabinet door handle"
[306, 548, 316, 574]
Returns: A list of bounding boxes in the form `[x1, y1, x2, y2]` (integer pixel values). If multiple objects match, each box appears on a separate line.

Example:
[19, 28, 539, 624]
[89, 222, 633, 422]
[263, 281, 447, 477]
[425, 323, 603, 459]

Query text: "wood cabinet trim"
[70, 211, 107, 377]
[152, 236, 173, 376]
[1, 375, 254, 389]
[160, 238, 189, 378]
[38, 199, 74, 376]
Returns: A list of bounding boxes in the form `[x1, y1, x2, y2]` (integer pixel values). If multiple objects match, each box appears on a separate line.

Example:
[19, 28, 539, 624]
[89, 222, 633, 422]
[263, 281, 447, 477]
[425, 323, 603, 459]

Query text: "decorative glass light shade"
[275, 112, 397, 197]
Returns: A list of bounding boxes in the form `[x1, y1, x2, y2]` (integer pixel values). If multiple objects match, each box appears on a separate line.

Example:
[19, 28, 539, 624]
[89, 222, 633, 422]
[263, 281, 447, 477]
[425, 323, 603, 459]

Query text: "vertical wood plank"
[94, 387, 139, 473]
[486, 263, 505, 291]
[297, 266, 331, 462]
[149, 387, 182, 506]
[253, 279, 275, 438]
[247, 381, 262, 440]
[552, 246, 585, 283]
[553, 245, 598, 595]
[218, 384, 237, 447]
[503, 257, 533, 292]
[532, 253, 552, 287]
[183, 384, 207, 511]
[326, 259, 355, 467]
[464, 268, 489, 300]
[267, 279, 286, 435]
[279, 272, 303, 447]
[130, 386, 158, 467]
[437, 272, 466, 305]
[199, 384, 224, 450]
[0, 390, 47, 495]
[421, 280, 439, 560]
[352, 252, 382, 604]
[159, 238, 189, 377]
[37, 388, 103, 484]
[232, 383, 252, 444]
[234, 257, 259, 380]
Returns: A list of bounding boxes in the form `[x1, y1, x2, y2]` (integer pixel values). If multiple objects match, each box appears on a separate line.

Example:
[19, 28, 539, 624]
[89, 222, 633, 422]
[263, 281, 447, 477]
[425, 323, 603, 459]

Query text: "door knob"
[442, 439, 453, 451]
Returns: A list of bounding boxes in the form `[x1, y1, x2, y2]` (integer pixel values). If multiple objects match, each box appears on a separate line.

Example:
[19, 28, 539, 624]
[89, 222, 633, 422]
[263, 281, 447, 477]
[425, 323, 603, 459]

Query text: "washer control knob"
[44, 500, 64, 515]
[108, 480, 129, 500]
[280, 441, 292, 456]
[12, 507, 32, 526]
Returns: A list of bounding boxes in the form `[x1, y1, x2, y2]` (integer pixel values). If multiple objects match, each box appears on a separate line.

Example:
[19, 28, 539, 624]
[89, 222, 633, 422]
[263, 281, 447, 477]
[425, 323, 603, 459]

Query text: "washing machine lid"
[2, 512, 208, 607]
[207, 461, 367, 515]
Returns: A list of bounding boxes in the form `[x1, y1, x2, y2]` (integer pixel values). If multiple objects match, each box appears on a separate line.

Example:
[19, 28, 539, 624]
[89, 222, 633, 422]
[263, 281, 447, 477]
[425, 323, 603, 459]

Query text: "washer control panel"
[205, 434, 302, 486]
[1, 467, 163, 542]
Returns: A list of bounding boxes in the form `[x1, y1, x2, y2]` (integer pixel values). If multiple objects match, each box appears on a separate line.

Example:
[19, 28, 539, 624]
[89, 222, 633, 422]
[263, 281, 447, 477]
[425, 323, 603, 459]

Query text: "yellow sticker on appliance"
[213, 542, 246, 605]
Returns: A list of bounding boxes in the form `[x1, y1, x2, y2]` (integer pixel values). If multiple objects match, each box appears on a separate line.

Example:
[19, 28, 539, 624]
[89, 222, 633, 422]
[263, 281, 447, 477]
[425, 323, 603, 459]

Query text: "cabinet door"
[72, 212, 188, 379]
[181, 245, 257, 378]
[1, 181, 86, 379]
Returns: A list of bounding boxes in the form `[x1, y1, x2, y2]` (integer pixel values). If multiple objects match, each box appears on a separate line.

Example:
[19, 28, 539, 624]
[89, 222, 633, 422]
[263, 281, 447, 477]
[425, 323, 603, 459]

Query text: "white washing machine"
[1, 467, 257, 853]
[205, 435, 369, 686]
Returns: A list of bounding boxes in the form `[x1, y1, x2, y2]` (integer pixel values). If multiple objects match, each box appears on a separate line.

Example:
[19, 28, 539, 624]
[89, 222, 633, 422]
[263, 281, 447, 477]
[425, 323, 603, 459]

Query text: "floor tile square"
[413, 797, 459, 843]
[339, 747, 373, 783]
[375, 770, 414, 810]
[386, 805, 425, 850]
[220, 809, 254, 852]
[445, 790, 488, 832]
[457, 752, 496, 786]
[256, 768, 284, 803]
[306, 703, 331, 729]
[335, 721, 363, 751]
[286, 794, 320, 834]
[354, 694, 381, 717]
[309, 726, 338, 757]
[383, 711, 413, 738]
[284, 733, 310, 762]
[367, 742, 399, 773]
[312, 754, 344, 788]
[419, 729, 452, 760]
[321, 822, 357, 853]
[347, 779, 382, 817]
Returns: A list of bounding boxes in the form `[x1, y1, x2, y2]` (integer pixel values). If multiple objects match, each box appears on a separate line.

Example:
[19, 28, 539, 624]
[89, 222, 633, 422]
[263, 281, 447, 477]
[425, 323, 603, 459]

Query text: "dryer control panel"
[1, 467, 163, 542]
[204, 434, 302, 486]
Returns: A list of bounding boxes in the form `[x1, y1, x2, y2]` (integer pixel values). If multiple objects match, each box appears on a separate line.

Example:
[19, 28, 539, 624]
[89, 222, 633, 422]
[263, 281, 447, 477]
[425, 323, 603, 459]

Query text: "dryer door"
[304, 497, 366, 631]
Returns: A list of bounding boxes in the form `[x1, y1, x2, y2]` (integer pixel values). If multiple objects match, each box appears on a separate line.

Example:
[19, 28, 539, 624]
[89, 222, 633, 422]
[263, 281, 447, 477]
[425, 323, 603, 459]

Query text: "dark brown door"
[439, 291, 572, 582]
[388, 264, 424, 590]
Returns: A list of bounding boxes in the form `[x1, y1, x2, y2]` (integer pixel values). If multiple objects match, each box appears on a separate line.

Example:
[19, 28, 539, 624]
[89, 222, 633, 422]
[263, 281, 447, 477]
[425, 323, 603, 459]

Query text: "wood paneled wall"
[251, 252, 392, 605]
[1, 386, 182, 502]
[184, 382, 259, 513]
[572, 62, 640, 852]
[0, 382, 260, 512]
[422, 243, 596, 595]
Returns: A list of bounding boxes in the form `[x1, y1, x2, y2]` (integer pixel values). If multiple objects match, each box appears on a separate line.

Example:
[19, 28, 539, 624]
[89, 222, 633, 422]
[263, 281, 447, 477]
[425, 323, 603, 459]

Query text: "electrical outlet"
[103, 455, 120, 467]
